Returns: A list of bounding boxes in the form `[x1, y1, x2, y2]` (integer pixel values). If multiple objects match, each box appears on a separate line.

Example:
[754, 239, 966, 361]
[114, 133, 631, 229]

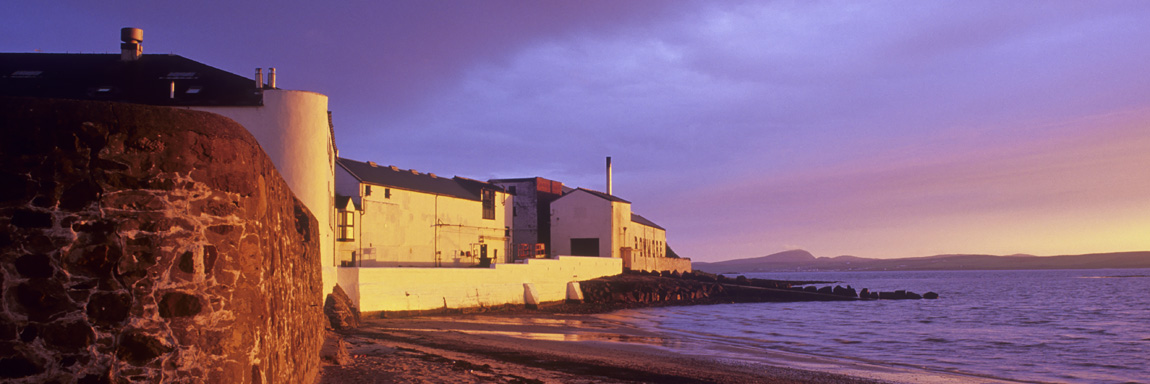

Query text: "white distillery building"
[550, 188, 689, 273]
[0, 28, 339, 295]
[334, 158, 513, 268]
[549, 188, 635, 258]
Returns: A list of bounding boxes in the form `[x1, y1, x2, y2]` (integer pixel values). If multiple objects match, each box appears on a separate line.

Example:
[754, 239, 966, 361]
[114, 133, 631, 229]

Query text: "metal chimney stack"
[267, 67, 276, 89]
[120, 27, 143, 62]
[606, 156, 613, 195]
[255, 68, 263, 89]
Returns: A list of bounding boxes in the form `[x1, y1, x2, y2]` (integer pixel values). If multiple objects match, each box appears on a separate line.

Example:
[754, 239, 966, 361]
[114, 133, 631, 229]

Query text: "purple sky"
[5, 1, 1149, 261]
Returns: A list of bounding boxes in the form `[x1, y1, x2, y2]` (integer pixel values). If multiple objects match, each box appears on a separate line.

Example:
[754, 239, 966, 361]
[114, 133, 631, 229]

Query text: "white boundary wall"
[338, 256, 621, 313]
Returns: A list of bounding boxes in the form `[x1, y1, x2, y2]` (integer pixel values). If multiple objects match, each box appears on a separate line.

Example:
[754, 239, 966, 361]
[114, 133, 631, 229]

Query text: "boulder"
[324, 285, 361, 330]
[319, 331, 352, 365]
[923, 292, 939, 299]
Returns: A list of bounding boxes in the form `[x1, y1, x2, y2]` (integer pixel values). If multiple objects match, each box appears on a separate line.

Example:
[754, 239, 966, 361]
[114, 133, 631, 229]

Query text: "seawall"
[0, 97, 323, 383]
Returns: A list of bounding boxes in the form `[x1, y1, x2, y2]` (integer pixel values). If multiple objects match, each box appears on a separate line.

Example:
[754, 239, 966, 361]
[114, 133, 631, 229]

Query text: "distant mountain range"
[692, 250, 1150, 273]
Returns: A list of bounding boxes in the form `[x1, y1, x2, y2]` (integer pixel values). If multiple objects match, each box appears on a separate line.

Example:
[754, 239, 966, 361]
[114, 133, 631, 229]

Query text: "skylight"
[186, 86, 202, 94]
[162, 72, 197, 79]
[10, 70, 42, 78]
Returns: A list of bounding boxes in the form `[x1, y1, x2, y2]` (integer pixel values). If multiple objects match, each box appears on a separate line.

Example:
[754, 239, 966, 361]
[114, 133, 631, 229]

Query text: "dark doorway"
[478, 244, 491, 267]
[570, 238, 600, 256]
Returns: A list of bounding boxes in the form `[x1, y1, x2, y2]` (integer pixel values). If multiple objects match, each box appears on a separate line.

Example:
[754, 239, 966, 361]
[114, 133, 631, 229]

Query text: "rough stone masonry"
[0, 97, 323, 383]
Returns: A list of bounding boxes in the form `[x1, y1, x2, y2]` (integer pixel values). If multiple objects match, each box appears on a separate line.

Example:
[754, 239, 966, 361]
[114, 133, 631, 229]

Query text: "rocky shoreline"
[326, 271, 940, 321]
[576, 270, 938, 310]
[318, 271, 947, 383]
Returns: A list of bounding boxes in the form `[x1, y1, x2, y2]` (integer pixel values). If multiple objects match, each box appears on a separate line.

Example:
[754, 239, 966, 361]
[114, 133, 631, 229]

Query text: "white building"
[549, 188, 633, 258]
[335, 158, 513, 268]
[191, 86, 336, 296]
[550, 188, 689, 273]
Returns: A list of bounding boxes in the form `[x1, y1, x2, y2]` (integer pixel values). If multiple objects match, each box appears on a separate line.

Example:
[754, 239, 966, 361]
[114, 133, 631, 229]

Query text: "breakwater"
[576, 271, 937, 311]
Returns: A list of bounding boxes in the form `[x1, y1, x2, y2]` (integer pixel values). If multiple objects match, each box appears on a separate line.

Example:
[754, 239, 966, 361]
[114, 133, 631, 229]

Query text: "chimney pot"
[119, 27, 143, 62]
[255, 68, 264, 89]
[267, 67, 277, 89]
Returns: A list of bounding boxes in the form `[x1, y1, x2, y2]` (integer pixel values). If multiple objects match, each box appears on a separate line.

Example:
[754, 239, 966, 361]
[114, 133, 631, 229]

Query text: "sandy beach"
[318, 310, 1009, 384]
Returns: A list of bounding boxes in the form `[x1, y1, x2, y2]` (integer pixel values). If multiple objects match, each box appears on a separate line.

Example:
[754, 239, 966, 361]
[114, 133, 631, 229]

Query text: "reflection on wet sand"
[394, 328, 680, 347]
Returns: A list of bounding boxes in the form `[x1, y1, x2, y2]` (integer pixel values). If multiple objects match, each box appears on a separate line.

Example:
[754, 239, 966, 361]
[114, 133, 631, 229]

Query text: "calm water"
[613, 269, 1150, 383]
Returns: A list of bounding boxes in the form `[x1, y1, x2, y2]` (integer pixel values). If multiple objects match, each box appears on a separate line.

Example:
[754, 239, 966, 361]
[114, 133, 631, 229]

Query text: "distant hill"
[693, 250, 1150, 273]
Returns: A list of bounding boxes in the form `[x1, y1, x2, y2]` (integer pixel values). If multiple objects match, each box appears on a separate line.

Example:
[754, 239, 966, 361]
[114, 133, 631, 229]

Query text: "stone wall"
[623, 253, 692, 274]
[0, 97, 323, 383]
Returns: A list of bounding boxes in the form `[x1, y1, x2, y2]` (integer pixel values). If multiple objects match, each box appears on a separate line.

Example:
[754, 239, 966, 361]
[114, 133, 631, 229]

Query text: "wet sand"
[318, 311, 1002, 384]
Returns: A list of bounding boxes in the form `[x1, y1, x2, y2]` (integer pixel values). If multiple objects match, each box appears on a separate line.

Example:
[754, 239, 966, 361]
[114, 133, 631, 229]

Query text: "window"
[482, 189, 495, 220]
[337, 210, 355, 241]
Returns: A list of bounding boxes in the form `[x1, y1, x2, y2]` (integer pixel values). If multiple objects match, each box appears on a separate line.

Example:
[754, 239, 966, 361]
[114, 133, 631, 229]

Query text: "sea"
[608, 269, 1150, 383]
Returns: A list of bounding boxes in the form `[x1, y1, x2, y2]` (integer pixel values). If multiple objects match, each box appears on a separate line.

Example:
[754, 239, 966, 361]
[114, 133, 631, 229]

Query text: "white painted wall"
[191, 89, 337, 296]
[626, 221, 667, 259]
[341, 256, 622, 312]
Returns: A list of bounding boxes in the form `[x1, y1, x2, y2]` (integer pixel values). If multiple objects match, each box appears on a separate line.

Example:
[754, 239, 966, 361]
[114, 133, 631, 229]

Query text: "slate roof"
[337, 157, 502, 201]
[569, 188, 631, 204]
[0, 53, 262, 106]
[631, 213, 665, 230]
[335, 195, 360, 211]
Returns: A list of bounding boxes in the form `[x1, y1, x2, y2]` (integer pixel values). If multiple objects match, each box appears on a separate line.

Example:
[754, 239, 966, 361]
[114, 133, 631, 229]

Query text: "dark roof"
[569, 188, 631, 204]
[335, 195, 360, 211]
[489, 177, 564, 196]
[631, 213, 665, 230]
[0, 53, 262, 106]
[337, 157, 502, 201]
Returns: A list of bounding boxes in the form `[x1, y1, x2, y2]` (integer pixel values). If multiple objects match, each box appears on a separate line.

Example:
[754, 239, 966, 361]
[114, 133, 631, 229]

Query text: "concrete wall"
[550, 190, 630, 258]
[191, 89, 337, 296]
[340, 256, 622, 313]
[624, 254, 693, 274]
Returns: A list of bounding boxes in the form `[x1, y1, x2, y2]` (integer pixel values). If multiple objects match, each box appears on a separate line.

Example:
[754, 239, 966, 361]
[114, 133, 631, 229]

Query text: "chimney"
[255, 68, 263, 89]
[267, 67, 277, 89]
[606, 156, 613, 195]
[120, 27, 143, 62]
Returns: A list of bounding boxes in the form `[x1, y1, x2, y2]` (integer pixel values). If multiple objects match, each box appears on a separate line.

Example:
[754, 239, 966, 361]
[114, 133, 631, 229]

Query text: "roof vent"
[429, 173, 437, 178]
[120, 27, 143, 62]
[367, 161, 378, 167]
[410, 169, 419, 175]
[389, 165, 398, 171]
